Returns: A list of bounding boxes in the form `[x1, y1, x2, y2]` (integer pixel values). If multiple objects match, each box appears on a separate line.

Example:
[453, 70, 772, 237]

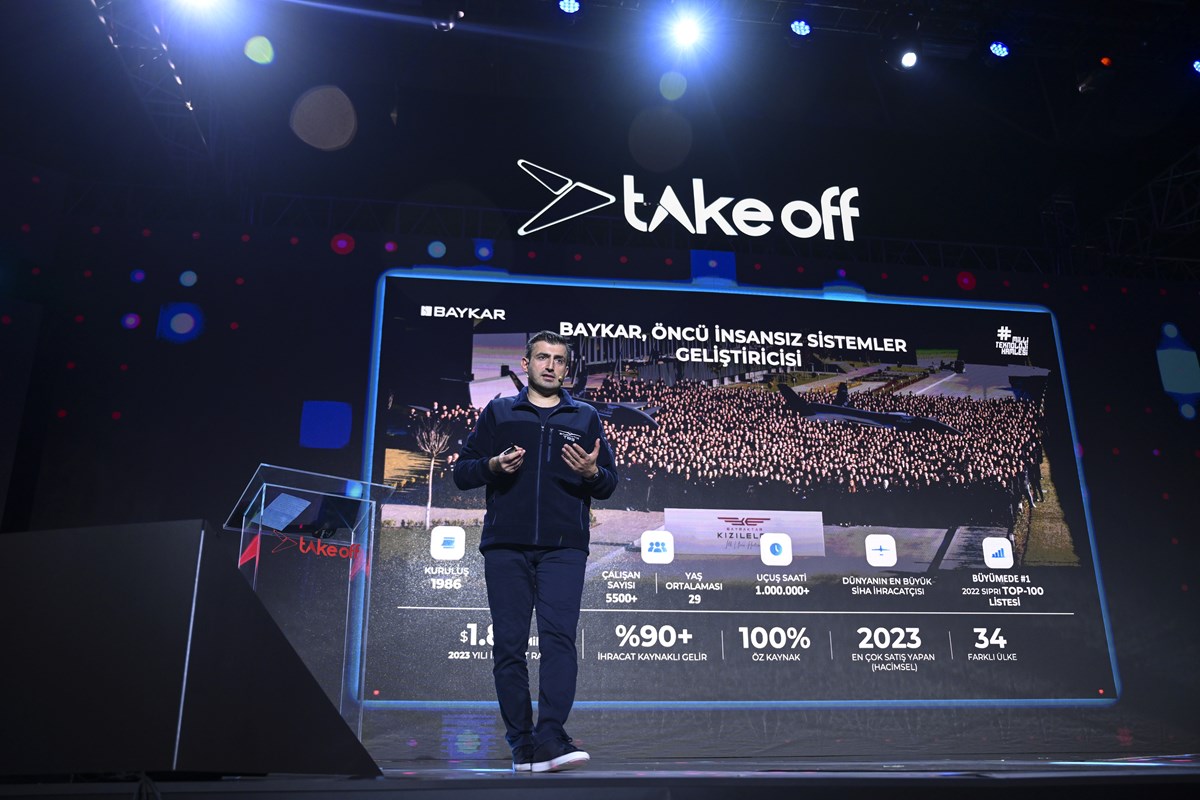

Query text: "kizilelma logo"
[516, 159, 861, 241]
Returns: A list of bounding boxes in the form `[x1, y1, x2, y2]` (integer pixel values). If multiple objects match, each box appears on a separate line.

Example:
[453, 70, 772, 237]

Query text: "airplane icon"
[779, 384, 962, 435]
[864, 533, 897, 567]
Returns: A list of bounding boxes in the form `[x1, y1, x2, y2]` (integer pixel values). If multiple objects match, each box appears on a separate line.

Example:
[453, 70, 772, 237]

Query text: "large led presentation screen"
[362, 269, 1118, 730]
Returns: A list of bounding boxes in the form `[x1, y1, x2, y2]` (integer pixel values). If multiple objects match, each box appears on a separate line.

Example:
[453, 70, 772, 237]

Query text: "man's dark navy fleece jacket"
[453, 388, 618, 553]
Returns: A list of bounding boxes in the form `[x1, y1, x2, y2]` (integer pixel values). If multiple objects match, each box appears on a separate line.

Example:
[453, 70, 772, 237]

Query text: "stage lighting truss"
[88, 0, 211, 166]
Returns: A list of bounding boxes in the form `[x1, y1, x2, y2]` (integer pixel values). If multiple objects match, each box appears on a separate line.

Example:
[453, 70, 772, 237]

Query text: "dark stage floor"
[4, 756, 1199, 800]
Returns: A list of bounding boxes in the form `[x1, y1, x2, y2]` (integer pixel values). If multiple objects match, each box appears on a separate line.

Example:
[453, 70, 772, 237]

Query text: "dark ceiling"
[3, 0, 1198, 254]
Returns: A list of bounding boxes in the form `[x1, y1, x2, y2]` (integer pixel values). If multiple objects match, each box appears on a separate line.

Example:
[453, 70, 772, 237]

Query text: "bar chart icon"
[983, 536, 1014, 569]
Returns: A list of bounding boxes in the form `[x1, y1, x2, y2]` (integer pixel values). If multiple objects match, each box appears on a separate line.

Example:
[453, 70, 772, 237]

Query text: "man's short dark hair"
[525, 330, 572, 361]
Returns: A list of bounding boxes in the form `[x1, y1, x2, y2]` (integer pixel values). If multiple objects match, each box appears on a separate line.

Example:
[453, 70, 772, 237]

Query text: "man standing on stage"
[453, 331, 618, 773]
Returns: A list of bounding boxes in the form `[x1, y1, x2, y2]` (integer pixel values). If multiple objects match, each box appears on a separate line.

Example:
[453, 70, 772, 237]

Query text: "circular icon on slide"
[760, 533, 793, 566]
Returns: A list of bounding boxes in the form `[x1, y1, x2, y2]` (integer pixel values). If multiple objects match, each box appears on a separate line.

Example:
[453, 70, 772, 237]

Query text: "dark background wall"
[1, 0, 1198, 762]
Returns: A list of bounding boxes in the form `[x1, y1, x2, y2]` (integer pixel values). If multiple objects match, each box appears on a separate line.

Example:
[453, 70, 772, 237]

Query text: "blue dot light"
[130, 269, 146, 283]
[989, 41, 1010, 58]
[790, 20, 811, 37]
[559, 0, 580, 13]
[427, 240, 447, 259]
[180, 270, 198, 287]
[121, 313, 141, 330]
[156, 302, 205, 344]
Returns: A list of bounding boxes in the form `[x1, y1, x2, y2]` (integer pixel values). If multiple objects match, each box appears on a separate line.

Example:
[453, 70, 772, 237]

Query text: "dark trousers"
[483, 546, 587, 750]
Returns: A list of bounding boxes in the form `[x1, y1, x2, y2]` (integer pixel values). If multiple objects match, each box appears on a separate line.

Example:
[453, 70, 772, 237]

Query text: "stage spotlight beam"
[671, 14, 703, 49]
[172, 0, 227, 11]
[883, 40, 920, 71]
[881, 9, 921, 71]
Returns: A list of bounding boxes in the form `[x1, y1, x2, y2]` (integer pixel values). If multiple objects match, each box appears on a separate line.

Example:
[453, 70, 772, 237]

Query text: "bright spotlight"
[426, 0, 465, 31]
[172, 0, 227, 12]
[989, 41, 1009, 58]
[790, 20, 812, 38]
[433, 12, 463, 31]
[1193, 59, 1200, 74]
[884, 41, 920, 70]
[169, 0, 235, 25]
[671, 15, 703, 49]
[881, 10, 921, 71]
[559, 0, 580, 13]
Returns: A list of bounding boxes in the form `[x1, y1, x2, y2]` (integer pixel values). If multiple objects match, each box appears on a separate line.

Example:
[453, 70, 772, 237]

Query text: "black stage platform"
[5, 526, 1196, 800]
[4, 757, 1200, 800]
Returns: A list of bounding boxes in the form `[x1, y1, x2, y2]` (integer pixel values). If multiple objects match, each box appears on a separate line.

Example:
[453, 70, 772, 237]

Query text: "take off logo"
[516, 159, 861, 241]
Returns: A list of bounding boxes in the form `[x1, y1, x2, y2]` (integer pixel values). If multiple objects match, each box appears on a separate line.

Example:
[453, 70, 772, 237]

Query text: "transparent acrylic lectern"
[225, 464, 395, 737]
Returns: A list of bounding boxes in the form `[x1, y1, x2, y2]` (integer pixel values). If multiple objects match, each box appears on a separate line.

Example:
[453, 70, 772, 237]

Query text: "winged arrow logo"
[516, 159, 616, 236]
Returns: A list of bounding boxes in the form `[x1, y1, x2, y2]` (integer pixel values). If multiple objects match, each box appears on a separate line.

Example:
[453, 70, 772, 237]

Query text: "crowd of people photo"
[395, 370, 1047, 530]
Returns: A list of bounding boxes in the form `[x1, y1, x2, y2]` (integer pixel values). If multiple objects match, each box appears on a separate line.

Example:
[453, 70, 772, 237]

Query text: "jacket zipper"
[530, 401, 572, 546]
[534, 423, 547, 544]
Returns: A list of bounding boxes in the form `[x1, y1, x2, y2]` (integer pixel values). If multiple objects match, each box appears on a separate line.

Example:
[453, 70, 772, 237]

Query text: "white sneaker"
[530, 738, 590, 773]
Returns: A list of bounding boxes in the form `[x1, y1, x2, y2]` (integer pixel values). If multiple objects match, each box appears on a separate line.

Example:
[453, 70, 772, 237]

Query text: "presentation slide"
[363, 271, 1118, 708]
